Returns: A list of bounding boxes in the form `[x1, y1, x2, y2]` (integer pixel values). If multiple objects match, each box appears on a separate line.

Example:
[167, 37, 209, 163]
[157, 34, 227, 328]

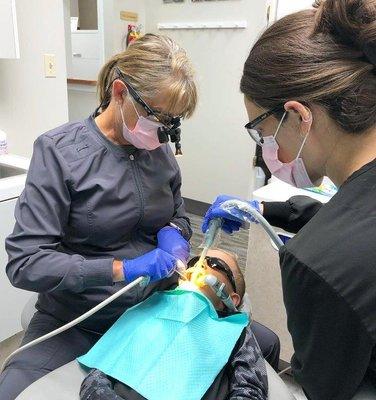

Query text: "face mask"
[262, 112, 314, 188]
[119, 97, 164, 151]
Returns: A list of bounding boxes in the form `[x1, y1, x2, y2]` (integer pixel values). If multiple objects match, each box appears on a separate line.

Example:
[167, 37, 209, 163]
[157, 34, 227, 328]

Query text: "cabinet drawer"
[71, 32, 100, 60]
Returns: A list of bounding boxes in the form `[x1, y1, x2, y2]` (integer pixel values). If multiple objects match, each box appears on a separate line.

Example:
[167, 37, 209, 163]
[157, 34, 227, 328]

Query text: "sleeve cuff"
[170, 218, 192, 241]
[262, 201, 293, 228]
[82, 258, 114, 288]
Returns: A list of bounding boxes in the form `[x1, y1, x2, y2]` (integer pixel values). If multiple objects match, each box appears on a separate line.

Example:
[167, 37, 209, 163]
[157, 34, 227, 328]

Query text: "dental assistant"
[203, 1, 376, 399]
[0, 34, 197, 400]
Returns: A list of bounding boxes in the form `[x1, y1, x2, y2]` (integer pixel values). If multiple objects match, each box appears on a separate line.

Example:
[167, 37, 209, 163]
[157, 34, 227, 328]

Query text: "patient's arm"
[228, 324, 268, 400]
[80, 369, 124, 400]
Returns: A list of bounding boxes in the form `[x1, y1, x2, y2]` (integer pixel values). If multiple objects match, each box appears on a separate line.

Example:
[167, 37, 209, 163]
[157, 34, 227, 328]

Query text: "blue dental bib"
[78, 290, 249, 400]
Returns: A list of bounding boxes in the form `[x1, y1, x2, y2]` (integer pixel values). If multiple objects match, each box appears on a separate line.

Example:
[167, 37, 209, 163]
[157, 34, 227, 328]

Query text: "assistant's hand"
[202, 195, 261, 234]
[157, 226, 190, 263]
[122, 248, 177, 283]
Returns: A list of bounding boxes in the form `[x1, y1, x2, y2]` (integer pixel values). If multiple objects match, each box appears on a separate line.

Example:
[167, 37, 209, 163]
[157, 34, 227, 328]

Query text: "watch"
[169, 222, 183, 235]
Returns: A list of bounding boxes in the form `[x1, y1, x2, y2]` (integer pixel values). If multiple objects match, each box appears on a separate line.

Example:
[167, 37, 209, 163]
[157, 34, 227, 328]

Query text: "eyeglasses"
[187, 256, 237, 294]
[245, 105, 285, 146]
[115, 67, 179, 127]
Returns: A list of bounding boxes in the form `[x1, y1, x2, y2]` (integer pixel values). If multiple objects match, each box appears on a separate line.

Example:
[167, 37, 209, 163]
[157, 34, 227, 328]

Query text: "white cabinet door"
[0, 198, 31, 341]
[69, 31, 101, 80]
[70, 58, 101, 80]
[71, 31, 101, 59]
[0, 0, 20, 59]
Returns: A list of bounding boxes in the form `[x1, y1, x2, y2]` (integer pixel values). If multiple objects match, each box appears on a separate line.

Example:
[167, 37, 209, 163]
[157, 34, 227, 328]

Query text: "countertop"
[0, 154, 30, 202]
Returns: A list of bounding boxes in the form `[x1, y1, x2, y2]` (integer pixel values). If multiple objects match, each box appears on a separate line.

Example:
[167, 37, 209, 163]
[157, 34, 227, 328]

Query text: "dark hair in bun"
[241, 0, 376, 134]
[314, 0, 376, 65]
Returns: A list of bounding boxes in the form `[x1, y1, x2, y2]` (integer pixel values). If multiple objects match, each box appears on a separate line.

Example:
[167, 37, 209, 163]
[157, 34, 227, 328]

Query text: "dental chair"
[15, 295, 376, 400]
[15, 294, 295, 400]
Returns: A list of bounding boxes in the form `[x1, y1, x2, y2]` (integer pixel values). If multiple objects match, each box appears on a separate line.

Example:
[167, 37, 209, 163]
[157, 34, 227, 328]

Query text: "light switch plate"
[44, 54, 56, 78]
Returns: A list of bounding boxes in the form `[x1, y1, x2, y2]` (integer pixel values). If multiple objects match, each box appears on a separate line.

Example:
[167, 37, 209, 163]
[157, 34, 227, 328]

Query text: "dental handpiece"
[175, 259, 188, 280]
[196, 218, 222, 268]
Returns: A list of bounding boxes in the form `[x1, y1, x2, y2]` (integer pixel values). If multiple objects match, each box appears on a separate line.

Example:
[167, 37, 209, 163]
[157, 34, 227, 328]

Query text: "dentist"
[0, 34, 196, 399]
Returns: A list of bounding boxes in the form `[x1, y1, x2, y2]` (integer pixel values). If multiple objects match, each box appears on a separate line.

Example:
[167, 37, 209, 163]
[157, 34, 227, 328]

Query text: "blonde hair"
[97, 33, 197, 118]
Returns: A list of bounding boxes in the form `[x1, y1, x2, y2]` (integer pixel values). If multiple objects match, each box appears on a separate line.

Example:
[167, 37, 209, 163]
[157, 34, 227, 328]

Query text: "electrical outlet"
[44, 54, 56, 78]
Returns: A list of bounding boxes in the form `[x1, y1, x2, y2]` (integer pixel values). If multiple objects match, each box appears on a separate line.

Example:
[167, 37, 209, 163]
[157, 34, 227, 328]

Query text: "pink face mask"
[119, 98, 164, 151]
[262, 112, 314, 188]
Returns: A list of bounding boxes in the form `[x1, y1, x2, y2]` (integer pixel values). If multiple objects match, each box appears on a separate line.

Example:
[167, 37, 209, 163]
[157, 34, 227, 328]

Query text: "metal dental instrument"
[175, 259, 188, 280]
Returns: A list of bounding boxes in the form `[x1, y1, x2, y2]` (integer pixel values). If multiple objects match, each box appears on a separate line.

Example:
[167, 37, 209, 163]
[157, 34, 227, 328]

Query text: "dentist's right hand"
[113, 249, 177, 283]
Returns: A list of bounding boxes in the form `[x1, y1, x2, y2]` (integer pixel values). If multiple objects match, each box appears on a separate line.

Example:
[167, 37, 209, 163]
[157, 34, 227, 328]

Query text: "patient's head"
[180, 248, 245, 311]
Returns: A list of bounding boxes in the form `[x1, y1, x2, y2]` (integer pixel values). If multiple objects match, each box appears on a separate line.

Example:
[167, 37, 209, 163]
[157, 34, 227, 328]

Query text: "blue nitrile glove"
[157, 226, 190, 263]
[202, 195, 261, 235]
[122, 248, 177, 283]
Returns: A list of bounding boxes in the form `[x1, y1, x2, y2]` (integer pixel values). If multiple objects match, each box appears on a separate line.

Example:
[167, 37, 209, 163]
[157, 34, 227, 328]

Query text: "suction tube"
[220, 200, 284, 250]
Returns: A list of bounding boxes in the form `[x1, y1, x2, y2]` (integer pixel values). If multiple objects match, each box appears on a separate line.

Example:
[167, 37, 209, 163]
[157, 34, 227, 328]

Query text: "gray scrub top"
[5, 115, 192, 333]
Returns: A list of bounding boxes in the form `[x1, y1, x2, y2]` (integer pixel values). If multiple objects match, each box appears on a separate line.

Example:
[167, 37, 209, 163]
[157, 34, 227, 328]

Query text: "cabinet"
[67, 0, 104, 81]
[70, 30, 101, 80]
[0, 0, 20, 59]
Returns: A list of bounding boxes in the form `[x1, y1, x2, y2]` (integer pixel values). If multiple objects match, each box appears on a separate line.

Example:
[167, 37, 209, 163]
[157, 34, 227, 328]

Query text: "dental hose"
[0, 276, 146, 374]
[221, 200, 284, 250]
[250, 206, 284, 250]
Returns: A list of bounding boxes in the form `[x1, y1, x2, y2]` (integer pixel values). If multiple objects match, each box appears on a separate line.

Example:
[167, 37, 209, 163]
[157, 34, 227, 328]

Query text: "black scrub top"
[5, 116, 191, 333]
[263, 159, 376, 400]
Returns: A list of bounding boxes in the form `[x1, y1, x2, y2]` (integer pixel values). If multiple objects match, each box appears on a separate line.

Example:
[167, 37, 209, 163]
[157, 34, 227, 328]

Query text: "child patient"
[79, 249, 268, 400]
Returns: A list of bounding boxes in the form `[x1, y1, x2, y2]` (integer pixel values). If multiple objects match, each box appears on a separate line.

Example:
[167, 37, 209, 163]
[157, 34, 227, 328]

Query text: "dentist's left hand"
[157, 226, 190, 263]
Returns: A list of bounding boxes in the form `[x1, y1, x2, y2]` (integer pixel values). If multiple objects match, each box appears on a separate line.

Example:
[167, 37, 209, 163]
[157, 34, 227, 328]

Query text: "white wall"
[102, 0, 146, 60]
[145, 0, 267, 203]
[68, 89, 98, 121]
[0, 0, 69, 158]
[276, 0, 314, 19]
